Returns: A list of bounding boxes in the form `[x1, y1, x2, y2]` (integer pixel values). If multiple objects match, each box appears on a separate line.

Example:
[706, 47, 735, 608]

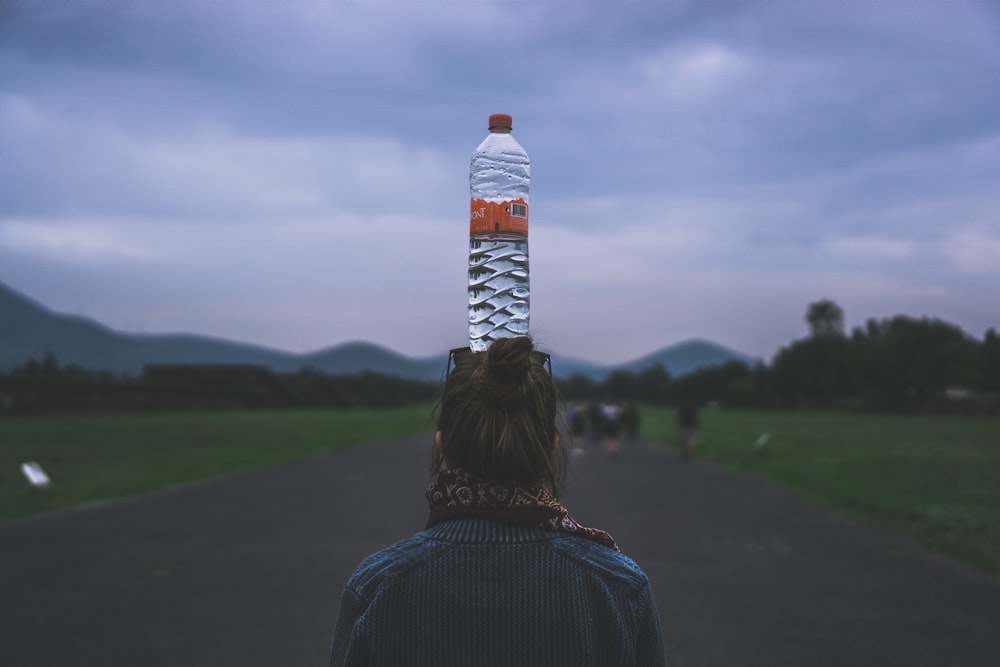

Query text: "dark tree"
[602, 369, 637, 401]
[806, 299, 845, 338]
[634, 364, 671, 404]
[857, 315, 981, 406]
[983, 329, 1000, 393]
[556, 373, 598, 400]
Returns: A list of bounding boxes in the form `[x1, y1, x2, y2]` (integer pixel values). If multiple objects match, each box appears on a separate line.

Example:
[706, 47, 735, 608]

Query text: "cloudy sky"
[2, 0, 998, 365]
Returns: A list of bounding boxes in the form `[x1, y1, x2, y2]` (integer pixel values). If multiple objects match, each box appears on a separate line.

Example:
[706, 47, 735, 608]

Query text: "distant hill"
[620, 339, 758, 376]
[301, 342, 445, 381]
[0, 280, 443, 378]
[548, 340, 757, 381]
[0, 280, 755, 380]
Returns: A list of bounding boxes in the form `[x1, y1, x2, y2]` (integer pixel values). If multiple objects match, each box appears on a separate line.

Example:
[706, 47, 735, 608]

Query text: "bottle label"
[470, 198, 529, 235]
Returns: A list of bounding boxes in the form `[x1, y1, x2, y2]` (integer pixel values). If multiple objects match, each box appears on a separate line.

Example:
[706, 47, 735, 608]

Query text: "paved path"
[2, 430, 999, 666]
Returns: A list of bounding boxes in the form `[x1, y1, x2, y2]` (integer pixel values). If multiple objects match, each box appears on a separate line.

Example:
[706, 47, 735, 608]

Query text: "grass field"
[0, 406, 435, 524]
[642, 408, 1000, 577]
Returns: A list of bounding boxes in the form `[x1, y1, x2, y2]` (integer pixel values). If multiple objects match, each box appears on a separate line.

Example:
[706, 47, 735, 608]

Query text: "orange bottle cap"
[488, 113, 513, 131]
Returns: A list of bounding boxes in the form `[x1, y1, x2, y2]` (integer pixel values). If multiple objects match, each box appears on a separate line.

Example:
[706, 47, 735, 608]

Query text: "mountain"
[301, 342, 446, 380]
[0, 281, 303, 373]
[0, 280, 448, 379]
[619, 339, 758, 376]
[546, 340, 757, 381]
[0, 280, 755, 380]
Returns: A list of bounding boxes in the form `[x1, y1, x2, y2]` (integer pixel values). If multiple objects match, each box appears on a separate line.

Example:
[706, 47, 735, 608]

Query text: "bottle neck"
[471, 231, 527, 241]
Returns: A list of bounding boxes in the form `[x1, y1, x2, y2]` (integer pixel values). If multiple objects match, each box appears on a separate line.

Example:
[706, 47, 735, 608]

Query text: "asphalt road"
[2, 429, 998, 666]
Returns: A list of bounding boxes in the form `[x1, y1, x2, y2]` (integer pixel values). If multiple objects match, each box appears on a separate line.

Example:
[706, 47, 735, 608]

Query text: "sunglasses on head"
[446, 346, 552, 377]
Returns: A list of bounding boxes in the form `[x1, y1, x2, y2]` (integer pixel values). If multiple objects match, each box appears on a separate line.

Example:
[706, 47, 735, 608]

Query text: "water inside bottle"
[468, 234, 529, 351]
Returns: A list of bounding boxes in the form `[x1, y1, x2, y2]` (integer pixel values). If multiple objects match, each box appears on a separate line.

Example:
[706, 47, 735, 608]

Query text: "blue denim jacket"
[330, 517, 666, 666]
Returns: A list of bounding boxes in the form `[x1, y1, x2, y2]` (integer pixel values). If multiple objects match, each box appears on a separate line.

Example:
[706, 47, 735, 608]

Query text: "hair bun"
[471, 337, 534, 406]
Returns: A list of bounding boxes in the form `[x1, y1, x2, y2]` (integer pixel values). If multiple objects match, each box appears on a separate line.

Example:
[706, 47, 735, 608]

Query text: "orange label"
[469, 198, 529, 235]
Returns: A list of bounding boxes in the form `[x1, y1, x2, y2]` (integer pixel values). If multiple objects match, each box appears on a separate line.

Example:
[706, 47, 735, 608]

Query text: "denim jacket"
[330, 517, 666, 666]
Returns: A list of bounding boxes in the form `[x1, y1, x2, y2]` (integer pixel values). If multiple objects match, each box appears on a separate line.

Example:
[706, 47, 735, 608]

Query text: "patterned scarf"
[425, 469, 619, 552]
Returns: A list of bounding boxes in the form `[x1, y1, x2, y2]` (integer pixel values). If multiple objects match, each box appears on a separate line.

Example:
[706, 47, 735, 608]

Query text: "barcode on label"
[510, 202, 527, 218]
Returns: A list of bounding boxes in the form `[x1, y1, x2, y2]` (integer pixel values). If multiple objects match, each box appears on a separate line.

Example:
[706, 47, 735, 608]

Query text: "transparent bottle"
[468, 113, 530, 351]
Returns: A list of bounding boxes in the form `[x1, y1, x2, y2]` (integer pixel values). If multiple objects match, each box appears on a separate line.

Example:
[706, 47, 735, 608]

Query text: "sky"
[2, 0, 999, 365]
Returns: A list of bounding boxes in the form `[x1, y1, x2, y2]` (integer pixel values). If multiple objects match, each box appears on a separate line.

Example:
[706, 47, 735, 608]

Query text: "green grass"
[0, 406, 435, 524]
[643, 408, 1000, 577]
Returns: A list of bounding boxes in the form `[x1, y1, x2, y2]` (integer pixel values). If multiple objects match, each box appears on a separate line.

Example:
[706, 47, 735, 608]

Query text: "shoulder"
[549, 536, 654, 598]
[344, 532, 450, 602]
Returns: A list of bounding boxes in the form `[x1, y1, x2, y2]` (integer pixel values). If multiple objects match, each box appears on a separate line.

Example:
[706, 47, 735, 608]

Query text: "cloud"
[0, 94, 457, 222]
[822, 236, 916, 263]
[0, 217, 163, 266]
[640, 43, 751, 103]
[942, 227, 1000, 275]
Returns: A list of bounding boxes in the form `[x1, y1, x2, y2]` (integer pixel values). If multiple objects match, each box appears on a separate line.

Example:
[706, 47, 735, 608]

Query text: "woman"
[329, 337, 666, 666]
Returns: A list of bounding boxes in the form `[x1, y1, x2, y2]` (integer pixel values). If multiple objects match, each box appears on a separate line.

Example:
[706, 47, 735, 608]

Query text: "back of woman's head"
[434, 336, 563, 493]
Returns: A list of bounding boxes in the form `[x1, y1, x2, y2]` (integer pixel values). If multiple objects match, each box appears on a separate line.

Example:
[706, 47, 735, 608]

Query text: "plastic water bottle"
[468, 113, 530, 351]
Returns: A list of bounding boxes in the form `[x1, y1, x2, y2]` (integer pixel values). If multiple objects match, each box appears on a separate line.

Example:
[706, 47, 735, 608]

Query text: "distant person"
[676, 405, 700, 460]
[601, 400, 624, 458]
[330, 337, 666, 666]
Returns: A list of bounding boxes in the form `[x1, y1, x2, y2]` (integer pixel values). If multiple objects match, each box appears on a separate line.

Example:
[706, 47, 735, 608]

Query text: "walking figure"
[601, 401, 623, 458]
[676, 405, 700, 461]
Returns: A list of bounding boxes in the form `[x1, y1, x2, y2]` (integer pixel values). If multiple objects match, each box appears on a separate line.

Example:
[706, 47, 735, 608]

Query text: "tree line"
[557, 300, 1000, 415]
[0, 357, 439, 414]
[2, 300, 998, 415]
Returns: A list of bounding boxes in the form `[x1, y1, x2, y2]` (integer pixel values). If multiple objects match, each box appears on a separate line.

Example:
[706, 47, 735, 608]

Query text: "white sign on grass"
[21, 462, 51, 488]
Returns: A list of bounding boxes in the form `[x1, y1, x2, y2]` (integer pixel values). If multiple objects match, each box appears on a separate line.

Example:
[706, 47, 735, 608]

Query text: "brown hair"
[432, 336, 565, 495]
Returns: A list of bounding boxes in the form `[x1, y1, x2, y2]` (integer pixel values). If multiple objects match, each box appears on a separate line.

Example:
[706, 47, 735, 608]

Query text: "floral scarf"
[425, 469, 619, 552]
